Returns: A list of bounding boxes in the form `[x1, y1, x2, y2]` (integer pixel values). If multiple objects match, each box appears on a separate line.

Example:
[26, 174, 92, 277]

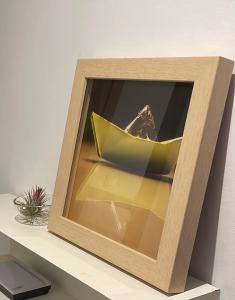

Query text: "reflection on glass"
[65, 80, 193, 259]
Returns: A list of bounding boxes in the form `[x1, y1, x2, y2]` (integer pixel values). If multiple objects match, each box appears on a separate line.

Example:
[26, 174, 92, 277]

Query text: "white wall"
[0, 1, 235, 299]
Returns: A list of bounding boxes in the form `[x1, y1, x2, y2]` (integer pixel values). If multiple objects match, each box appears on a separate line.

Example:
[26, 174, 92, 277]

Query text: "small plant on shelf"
[13, 186, 51, 226]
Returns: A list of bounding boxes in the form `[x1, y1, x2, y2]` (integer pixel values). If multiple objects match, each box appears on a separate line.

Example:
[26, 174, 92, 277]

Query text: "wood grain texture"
[48, 57, 234, 293]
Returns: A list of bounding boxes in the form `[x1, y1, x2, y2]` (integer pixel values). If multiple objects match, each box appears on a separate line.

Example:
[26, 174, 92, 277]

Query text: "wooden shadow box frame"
[48, 57, 233, 293]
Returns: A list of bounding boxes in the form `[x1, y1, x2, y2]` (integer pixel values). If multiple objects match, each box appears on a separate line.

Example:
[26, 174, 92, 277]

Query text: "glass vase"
[13, 195, 51, 226]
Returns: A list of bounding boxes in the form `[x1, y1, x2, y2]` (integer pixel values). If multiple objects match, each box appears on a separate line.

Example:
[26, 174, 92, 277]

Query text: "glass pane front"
[64, 79, 193, 259]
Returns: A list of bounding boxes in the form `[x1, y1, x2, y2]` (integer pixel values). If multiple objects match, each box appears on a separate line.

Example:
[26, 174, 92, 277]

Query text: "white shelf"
[0, 194, 219, 300]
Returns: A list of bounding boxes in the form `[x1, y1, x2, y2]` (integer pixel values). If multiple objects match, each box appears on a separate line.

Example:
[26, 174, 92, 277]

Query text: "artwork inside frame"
[64, 79, 194, 259]
[48, 57, 234, 293]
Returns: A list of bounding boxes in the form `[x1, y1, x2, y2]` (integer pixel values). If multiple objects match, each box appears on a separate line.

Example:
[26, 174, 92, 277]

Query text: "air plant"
[14, 186, 50, 225]
[22, 186, 48, 206]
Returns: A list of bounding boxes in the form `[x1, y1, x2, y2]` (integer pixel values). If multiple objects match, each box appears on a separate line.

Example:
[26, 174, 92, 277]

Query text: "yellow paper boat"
[91, 112, 182, 175]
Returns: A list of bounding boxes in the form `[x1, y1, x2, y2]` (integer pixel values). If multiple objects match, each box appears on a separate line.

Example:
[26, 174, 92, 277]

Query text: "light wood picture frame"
[48, 57, 233, 293]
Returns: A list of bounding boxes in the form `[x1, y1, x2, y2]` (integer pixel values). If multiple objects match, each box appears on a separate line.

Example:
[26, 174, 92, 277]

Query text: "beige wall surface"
[0, 1, 235, 299]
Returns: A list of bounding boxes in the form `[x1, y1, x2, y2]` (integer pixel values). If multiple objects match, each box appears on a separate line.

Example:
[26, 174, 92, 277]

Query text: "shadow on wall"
[189, 75, 235, 282]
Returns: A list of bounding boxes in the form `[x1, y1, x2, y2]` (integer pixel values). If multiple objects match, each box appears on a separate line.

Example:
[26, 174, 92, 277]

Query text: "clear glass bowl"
[13, 195, 51, 226]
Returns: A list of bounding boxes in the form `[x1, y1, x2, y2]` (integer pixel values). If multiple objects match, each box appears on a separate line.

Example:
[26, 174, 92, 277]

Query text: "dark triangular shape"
[125, 105, 157, 140]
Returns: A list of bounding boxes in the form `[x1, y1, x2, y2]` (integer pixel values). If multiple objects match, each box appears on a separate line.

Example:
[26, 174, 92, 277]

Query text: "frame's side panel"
[63, 80, 94, 217]
[168, 57, 234, 293]
[48, 62, 87, 228]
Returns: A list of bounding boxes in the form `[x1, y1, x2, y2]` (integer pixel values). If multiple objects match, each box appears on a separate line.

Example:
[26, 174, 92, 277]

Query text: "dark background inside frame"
[83, 79, 194, 143]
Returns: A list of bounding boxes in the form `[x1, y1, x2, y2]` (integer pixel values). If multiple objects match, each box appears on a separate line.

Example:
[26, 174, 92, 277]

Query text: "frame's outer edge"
[168, 57, 234, 293]
[48, 61, 87, 222]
